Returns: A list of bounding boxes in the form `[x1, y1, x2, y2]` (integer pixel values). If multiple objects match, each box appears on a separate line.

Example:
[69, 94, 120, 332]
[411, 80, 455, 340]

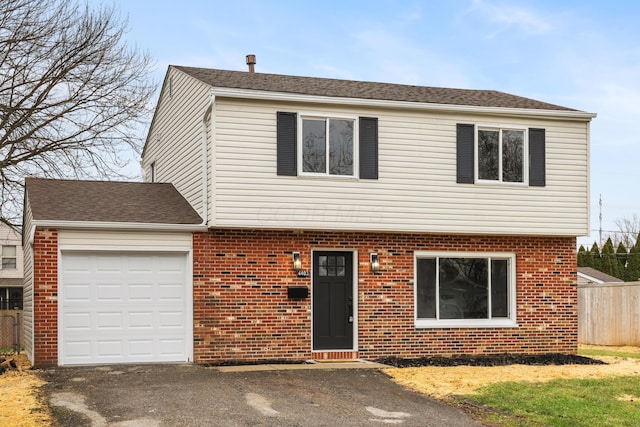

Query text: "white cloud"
[466, 0, 552, 37]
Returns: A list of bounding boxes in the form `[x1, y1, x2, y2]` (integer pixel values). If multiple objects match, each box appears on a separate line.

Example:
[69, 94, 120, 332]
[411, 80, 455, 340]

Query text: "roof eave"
[210, 87, 597, 121]
[31, 219, 207, 233]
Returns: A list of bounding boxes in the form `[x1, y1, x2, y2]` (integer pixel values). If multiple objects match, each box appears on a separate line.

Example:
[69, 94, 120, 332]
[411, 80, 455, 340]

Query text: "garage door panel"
[64, 284, 91, 302]
[96, 311, 123, 329]
[97, 284, 124, 302]
[158, 284, 184, 301]
[65, 340, 92, 361]
[98, 340, 124, 357]
[61, 252, 189, 365]
[96, 256, 124, 272]
[158, 311, 184, 328]
[129, 283, 154, 301]
[159, 339, 185, 356]
[128, 340, 154, 357]
[64, 313, 92, 330]
[128, 311, 154, 328]
[64, 255, 92, 271]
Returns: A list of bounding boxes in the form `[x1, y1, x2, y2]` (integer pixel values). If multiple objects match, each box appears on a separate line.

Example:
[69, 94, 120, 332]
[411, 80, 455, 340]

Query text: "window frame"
[414, 251, 518, 328]
[297, 113, 359, 178]
[475, 125, 528, 185]
[1, 245, 17, 270]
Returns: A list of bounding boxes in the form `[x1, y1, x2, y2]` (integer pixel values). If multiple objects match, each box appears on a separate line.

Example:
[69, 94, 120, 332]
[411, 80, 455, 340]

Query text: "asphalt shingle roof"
[174, 65, 576, 111]
[578, 267, 624, 283]
[25, 178, 202, 225]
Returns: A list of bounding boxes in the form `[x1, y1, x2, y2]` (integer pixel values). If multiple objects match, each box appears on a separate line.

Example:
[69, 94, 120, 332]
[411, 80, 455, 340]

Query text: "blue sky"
[109, 0, 640, 246]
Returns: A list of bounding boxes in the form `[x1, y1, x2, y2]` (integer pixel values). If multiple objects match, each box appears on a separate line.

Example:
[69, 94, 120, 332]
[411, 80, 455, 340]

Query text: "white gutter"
[31, 219, 208, 233]
[211, 87, 597, 121]
[200, 95, 214, 225]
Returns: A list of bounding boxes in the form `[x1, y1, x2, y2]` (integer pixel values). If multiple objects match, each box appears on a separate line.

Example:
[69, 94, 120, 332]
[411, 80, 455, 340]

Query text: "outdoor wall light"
[292, 252, 302, 271]
[370, 253, 380, 273]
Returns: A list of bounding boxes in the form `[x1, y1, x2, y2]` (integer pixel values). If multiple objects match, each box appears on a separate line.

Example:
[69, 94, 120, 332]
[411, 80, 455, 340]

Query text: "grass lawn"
[452, 347, 640, 426]
[462, 376, 640, 427]
[578, 347, 640, 360]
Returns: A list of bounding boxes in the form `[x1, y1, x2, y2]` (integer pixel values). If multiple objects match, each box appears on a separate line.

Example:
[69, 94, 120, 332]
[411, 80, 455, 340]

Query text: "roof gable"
[174, 65, 576, 111]
[25, 178, 202, 225]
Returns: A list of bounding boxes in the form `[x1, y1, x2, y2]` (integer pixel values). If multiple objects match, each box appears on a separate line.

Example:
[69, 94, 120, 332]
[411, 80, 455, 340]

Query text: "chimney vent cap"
[246, 54, 256, 73]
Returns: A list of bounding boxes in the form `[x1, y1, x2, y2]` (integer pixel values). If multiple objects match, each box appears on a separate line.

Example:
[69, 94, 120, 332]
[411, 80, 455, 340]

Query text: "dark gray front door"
[313, 251, 353, 350]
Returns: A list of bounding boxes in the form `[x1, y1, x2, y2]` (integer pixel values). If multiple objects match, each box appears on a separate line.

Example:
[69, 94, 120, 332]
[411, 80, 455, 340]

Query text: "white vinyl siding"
[22, 199, 35, 363]
[209, 98, 589, 236]
[141, 67, 212, 217]
[0, 223, 23, 278]
[58, 230, 193, 249]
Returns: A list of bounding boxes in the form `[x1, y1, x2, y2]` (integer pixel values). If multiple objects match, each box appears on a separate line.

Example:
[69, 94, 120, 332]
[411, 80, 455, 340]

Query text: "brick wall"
[30, 227, 577, 366]
[32, 228, 58, 367]
[193, 229, 577, 364]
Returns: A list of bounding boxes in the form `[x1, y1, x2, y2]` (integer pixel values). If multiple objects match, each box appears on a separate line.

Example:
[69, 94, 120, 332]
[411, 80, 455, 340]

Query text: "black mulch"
[375, 353, 607, 368]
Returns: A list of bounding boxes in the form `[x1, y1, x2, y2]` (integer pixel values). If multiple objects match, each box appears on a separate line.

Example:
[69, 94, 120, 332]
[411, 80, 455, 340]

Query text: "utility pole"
[599, 194, 603, 246]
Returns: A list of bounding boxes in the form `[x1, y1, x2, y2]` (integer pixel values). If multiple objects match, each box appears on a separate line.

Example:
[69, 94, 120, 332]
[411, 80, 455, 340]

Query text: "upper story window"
[301, 117, 354, 176]
[477, 128, 525, 183]
[457, 123, 545, 187]
[2, 245, 16, 269]
[414, 251, 517, 328]
[277, 112, 378, 180]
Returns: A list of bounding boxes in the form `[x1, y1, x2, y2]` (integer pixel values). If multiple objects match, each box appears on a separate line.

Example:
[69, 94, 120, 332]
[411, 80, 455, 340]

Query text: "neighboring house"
[24, 61, 596, 367]
[577, 267, 624, 285]
[0, 220, 23, 310]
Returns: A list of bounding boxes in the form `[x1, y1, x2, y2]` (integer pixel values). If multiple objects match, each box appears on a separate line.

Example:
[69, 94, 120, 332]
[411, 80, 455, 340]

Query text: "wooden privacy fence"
[578, 282, 640, 346]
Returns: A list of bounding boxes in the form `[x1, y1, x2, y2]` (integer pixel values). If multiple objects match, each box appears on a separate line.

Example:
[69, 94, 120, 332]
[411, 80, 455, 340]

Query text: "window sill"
[415, 319, 519, 329]
[475, 180, 529, 187]
[296, 174, 360, 182]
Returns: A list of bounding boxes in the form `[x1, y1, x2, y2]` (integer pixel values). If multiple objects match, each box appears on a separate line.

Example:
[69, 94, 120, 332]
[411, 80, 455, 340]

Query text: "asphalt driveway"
[43, 363, 482, 426]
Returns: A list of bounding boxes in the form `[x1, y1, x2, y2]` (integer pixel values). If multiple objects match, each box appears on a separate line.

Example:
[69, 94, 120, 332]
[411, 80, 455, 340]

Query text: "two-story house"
[0, 220, 23, 310]
[22, 61, 595, 367]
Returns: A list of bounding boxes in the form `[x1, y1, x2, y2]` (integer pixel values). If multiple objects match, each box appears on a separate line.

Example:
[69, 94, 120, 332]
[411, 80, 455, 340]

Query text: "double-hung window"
[456, 124, 545, 187]
[414, 251, 517, 328]
[477, 128, 525, 183]
[1, 246, 16, 269]
[301, 117, 355, 176]
[277, 112, 378, 179]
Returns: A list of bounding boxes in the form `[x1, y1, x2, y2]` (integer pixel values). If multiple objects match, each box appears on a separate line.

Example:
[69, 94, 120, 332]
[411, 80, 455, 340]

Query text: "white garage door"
[60, 252, 190, 365]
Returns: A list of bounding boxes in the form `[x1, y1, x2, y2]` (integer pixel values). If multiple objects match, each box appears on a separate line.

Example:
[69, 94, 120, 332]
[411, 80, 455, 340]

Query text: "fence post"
[14, 312, 21, 354]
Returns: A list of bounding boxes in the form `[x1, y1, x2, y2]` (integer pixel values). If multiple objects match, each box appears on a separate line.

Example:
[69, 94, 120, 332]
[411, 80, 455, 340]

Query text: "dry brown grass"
[0, 354, 54, 426]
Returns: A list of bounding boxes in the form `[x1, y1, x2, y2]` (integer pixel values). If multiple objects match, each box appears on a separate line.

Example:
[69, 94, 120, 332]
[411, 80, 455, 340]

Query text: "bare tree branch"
[609, 214, 640, 249]
[0, 0, 157, 223]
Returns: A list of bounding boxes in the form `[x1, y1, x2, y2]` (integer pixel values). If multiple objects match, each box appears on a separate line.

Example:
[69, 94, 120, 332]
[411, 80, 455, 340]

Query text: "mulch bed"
[376, 353, 607, 368]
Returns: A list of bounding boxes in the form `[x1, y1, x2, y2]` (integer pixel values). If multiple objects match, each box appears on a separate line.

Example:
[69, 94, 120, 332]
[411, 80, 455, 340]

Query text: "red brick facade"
[31, 227, 577, 366]
[193, 229, 578, 364]
[32, 228, 59, 367]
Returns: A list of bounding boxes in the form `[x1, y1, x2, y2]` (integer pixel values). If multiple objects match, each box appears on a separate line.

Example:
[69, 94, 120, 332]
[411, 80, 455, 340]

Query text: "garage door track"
[43, 363, 482, 426]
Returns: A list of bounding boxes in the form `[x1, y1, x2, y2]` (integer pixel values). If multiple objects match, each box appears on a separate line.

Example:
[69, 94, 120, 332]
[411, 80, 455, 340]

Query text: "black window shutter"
[359, 117, 378, 179]
[277, 112, 297, 176]
[456, 123, 475, 183]
[529, 128, 546, 187]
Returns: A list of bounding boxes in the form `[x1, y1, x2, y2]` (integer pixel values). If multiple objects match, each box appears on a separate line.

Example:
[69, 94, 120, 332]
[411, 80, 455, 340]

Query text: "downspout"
[200, 94, 214, 225]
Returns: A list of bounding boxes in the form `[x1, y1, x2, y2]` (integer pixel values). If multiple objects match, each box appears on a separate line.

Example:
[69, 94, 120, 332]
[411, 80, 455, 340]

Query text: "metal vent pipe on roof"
[246, 54, 256, 73]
